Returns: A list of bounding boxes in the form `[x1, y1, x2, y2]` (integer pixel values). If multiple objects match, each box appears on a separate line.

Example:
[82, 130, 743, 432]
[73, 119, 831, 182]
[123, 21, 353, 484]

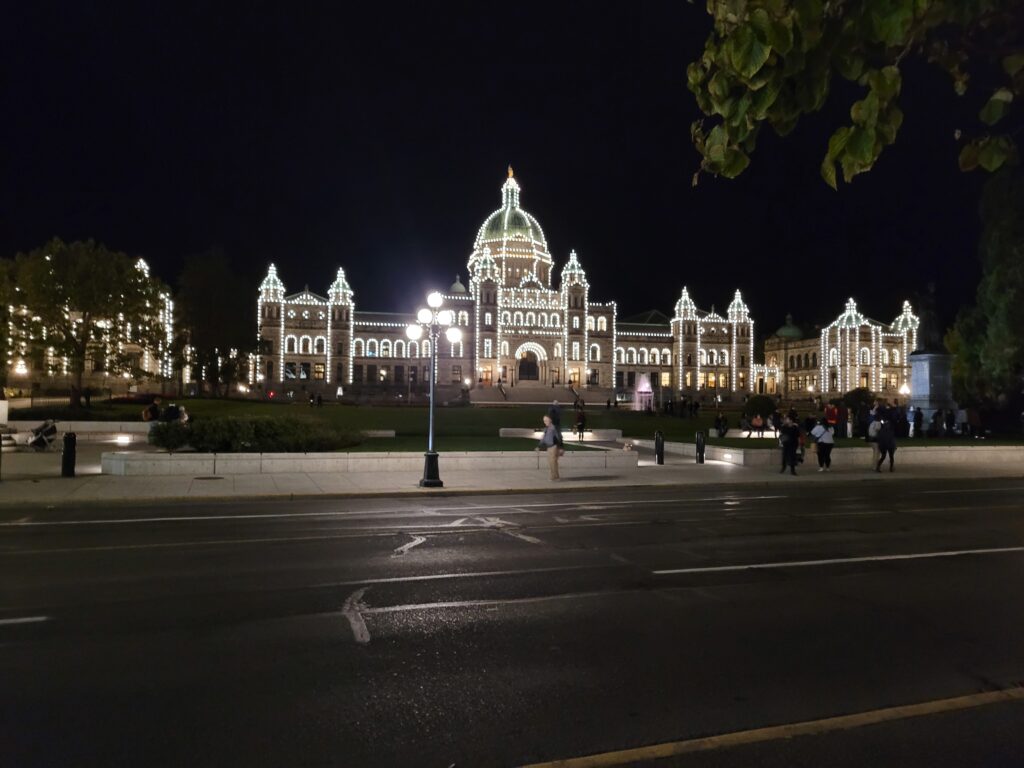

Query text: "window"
[554, 342, 562, 359]
[314, 337, 326, 355]
[285, 361, 297, 379]
[458, 311, 469, 326]
[707, 350, 717, 366]
[300, 362, 311, 380]
[395, 340, 406, 358]
[639, 349, 649, 365]
[660, 372, 671, 387]
[615, 347, 624, 364]
[484, 312, 492, 326]
[879, 348, 889, 365]
[829, 348, 839, 366]
[551, 313, 560, 327]
[572, 316, 580, 330]
[484, 339, 493, 357]
[408, 341, 419, 358]
[860, 348, 871, 365]
[589, 344, 600, 361]
[395, 365, 405, 384]
[367, 339, 378, 357]
[286, 336, 297, 354]
[699, 349, 707, 366]
[789, 355, 796, 369]
[450, 341, 463, 357]
[721, 351, 729, 366]
[572, 342, 580, 360]
[626, 348, 636, 364]
[337, 364, 345, 382]
[354, 338, 365, 357]
[378, 366, 390, 383]
[353, 364, 363, 383]
[803, 353, 809, 368]
[501, 311, 510, 324]
[526, 312, 535, 326]
[627, 371, 636, 388]
[893, 350, 900, 365]
[500, 341, 509, 356]
[300, 337, 312, 354]
[380, 340, 392, 358]
[616, 371, 624, 388]
[811, 352, 817, 367]
[313, 363, 325, 380]
[451, 365, 462, 383]
[650, 349, 660, 365]
[662, 349, 672, 365]
[337, 342, 346, 355]
[597, 317, 607, 332]
[367, 364, 378, 382]
[586, 316, 595, 331]
[514, 311, 524, 325]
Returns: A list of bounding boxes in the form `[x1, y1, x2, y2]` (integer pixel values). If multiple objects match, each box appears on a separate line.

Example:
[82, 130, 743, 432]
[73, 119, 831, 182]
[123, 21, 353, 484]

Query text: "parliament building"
[254, 169, 919, 403]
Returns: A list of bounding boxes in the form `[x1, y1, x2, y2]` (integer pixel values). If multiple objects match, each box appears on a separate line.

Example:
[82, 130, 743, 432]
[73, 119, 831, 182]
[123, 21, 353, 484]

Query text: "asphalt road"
[2, 478, 1024, 767]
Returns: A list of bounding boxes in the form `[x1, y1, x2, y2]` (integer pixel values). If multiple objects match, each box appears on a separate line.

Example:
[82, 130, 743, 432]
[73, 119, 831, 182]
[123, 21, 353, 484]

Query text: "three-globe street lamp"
[406, 291, 462, 488]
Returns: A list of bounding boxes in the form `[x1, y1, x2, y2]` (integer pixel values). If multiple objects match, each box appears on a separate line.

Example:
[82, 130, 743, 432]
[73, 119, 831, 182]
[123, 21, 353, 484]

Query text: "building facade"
[254, 169, 918, 403]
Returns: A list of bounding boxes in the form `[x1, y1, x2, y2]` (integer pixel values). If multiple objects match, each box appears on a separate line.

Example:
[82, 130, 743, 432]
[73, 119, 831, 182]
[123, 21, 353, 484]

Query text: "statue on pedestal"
[913, 282, 945, 354]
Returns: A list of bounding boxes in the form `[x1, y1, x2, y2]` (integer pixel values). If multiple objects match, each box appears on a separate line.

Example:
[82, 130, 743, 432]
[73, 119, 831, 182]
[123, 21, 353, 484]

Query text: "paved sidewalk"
[0, 445, 1021, 508]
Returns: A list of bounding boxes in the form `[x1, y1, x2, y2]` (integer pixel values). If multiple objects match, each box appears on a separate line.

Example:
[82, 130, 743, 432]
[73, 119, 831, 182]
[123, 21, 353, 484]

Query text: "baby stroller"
[29, 420, 59, 451]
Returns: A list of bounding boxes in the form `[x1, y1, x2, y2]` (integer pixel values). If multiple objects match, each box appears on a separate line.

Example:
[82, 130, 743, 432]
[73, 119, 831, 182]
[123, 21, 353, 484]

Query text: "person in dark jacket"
[876, 420, 897, 472]
[779, 416, 801, 475]
[547, 400, 562, 431]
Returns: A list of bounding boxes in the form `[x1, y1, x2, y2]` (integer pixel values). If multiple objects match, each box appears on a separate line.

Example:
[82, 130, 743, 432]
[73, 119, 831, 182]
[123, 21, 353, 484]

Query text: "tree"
[14, 238, 167, 407]
[687, 1, 1023, 188]
[946, 168, 1024, 404]
[177, 249, 255, 397]
[0, 259, 14, 391]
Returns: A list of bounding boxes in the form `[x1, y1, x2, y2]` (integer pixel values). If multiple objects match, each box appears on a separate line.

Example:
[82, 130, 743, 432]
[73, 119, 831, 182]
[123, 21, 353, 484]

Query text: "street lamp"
[407, 291, 462, 487]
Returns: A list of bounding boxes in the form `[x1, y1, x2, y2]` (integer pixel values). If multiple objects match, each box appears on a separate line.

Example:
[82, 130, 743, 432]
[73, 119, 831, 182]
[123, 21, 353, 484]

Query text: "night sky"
[4, 2, 987, 334]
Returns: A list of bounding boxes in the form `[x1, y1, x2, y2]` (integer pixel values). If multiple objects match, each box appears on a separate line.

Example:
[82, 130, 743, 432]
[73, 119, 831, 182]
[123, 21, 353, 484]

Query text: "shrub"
[743, 394, 776, 419]
[147, 416, 361, 453]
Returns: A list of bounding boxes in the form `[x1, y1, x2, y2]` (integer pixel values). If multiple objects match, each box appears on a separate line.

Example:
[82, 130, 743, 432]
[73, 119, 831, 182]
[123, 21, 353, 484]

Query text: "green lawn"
[347, 436, 597, 452]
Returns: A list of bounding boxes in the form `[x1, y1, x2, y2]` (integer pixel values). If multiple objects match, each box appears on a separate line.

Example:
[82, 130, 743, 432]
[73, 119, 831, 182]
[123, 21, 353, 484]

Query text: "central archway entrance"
[512, 342, 550, 386]
[518, 352, 539, 381]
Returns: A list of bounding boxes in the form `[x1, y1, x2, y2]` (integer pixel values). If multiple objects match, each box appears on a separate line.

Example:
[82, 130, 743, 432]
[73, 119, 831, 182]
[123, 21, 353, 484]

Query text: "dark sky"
[3, 2, 987, 333]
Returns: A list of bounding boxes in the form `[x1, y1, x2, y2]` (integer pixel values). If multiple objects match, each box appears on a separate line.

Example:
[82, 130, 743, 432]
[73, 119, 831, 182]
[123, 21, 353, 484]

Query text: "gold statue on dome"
[507, 165, 514, 178]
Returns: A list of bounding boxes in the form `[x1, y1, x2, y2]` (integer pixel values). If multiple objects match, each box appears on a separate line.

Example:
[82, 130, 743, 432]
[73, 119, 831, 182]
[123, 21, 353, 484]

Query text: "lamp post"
[406, 291, 462, 488]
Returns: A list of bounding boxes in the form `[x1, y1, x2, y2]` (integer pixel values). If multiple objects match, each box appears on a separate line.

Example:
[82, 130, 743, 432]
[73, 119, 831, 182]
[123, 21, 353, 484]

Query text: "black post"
[654, 430, 664, 465]
[695, 430, 705, 464]
[61, 432, 77, 478]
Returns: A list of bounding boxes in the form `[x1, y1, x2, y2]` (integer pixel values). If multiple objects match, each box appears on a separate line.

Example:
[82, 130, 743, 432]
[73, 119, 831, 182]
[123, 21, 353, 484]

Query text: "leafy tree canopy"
[13, 238, 168, 403]
[688, 0, 1024, 188]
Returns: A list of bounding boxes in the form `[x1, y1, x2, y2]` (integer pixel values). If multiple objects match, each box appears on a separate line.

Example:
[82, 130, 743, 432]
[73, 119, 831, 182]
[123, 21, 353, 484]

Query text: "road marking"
[914, 486, 1024, 495]
[475, 515, 545, 545]
[392, 535, 426, 557]
[0, 616, 50, 626]
[309, 563, 624, 589]
[426, 495, 786, 514]
[360, 589, 631, 615]
[653, 545, 1024, 575]
[517, 686, 1024, 768]
[554, 515, 571, 523]
[447, 517, 468, 527]
[341, 588, 370, 644]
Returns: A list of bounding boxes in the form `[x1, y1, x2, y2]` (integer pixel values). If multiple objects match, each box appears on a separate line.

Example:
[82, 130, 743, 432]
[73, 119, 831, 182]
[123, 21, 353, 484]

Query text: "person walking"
[876, 420, 897, 472]
[779, 416, 801, 475]
[575, 407, 586, 442]
[810, 418, 835, 472]
[535, 414, 564, 480]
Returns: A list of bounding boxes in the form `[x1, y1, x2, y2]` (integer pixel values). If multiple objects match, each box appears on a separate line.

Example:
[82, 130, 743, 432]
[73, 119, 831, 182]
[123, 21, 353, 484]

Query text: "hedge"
[149, 417, 361, 452]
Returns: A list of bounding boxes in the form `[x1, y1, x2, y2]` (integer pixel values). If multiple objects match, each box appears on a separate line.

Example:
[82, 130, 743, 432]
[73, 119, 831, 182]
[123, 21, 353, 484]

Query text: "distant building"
[254, 169, 916, 404]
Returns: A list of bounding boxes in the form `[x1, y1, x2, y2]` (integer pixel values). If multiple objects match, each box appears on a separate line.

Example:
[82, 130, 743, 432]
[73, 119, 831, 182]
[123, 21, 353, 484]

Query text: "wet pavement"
[2, 478, 1023, 766]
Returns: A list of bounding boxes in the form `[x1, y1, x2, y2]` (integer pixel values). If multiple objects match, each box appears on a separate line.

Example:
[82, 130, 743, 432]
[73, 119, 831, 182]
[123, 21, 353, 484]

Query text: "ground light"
[407, 292, 462, 488]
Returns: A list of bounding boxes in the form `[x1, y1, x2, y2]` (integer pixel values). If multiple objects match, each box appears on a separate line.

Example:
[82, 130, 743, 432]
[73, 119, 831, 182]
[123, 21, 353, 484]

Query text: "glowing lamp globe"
[416, 308, 433, 324]
[427, 291, 443, 309]
[445, 326, 462, 343]
[438, 309, 454, 326]
[406, 324, 423, 341]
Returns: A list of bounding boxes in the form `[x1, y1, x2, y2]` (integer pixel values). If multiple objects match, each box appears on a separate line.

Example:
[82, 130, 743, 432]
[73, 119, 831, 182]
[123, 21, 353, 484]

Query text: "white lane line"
[392, 535, 427, 557]
[502, 530, 544, 545]
[341, 588, 371, 644]
[447, 517, 468, 527]
[309, 563, 623, 589]
[0, 616, 50, 626]
[426, 495, 786, 513]
[554, 515, 571, 523]
[914, 486, 1024, 495]
[361, 589, 632, 614]
[474, 515, 545, 545]
[653, 545, 1024, 575]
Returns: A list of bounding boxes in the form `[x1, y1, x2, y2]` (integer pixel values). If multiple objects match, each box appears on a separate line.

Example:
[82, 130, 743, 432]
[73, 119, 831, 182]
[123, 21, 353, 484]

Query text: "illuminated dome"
[469, 167, 552, 288]
[773, 313, 803, 340]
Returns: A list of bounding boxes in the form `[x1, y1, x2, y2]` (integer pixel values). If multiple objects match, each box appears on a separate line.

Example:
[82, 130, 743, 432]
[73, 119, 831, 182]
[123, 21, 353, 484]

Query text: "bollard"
[654, 430, 665, 465]
[61, 432, 77, 478]
[695, 430, 706, 464]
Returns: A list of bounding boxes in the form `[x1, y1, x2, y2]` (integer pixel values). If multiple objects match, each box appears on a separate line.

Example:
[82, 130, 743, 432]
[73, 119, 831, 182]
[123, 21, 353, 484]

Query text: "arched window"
[380, 340, 392, 358]
[422, 340, 431, 358]
[626, 348, 637, 364]
[353, 338, 364, 357]
[408, 341, 419, 358]
[789, 355, 796, 369]
[554, 342, 563, 359]
[597, 317, 607, 332]
[721, 350, 729, 366]
[879, 348, 889, 365]
[458, 310, 469, 326]
[316, 337, 328, 355]
[572, 316, 580, 329]
[550, 313, 560, 327]
[699, 349, 707, 366]
[662, 349, 672, 365]
[501, 311, 510, 325]
[586, 316, 595, 331]
[589, 344, 600, 361]
[828, 348, 839, 366]
[500, 341, 509, 357]
[513, 311, 524, 326]
[286, 335, 297, 354]
[686, 353, 692, 366]
[395, 340, 406, 358]
[299, 336, 312, 354]
[769, 354, 777, 366]
[539, 314, 547, 327]
[803, 353, 810, 368]
[450, 341, 463, 358]
[484, 312, 492, 326]
[811, 352, 817, 368]
[639, 348, 649, 365]
[650, 349, 660, 365]
[615, 347, 624, 364]
[893, 350, 900, 365]
[860, 347, 871, 365]
[526, 312, 535, 326]
[366, 339, 378, 357]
